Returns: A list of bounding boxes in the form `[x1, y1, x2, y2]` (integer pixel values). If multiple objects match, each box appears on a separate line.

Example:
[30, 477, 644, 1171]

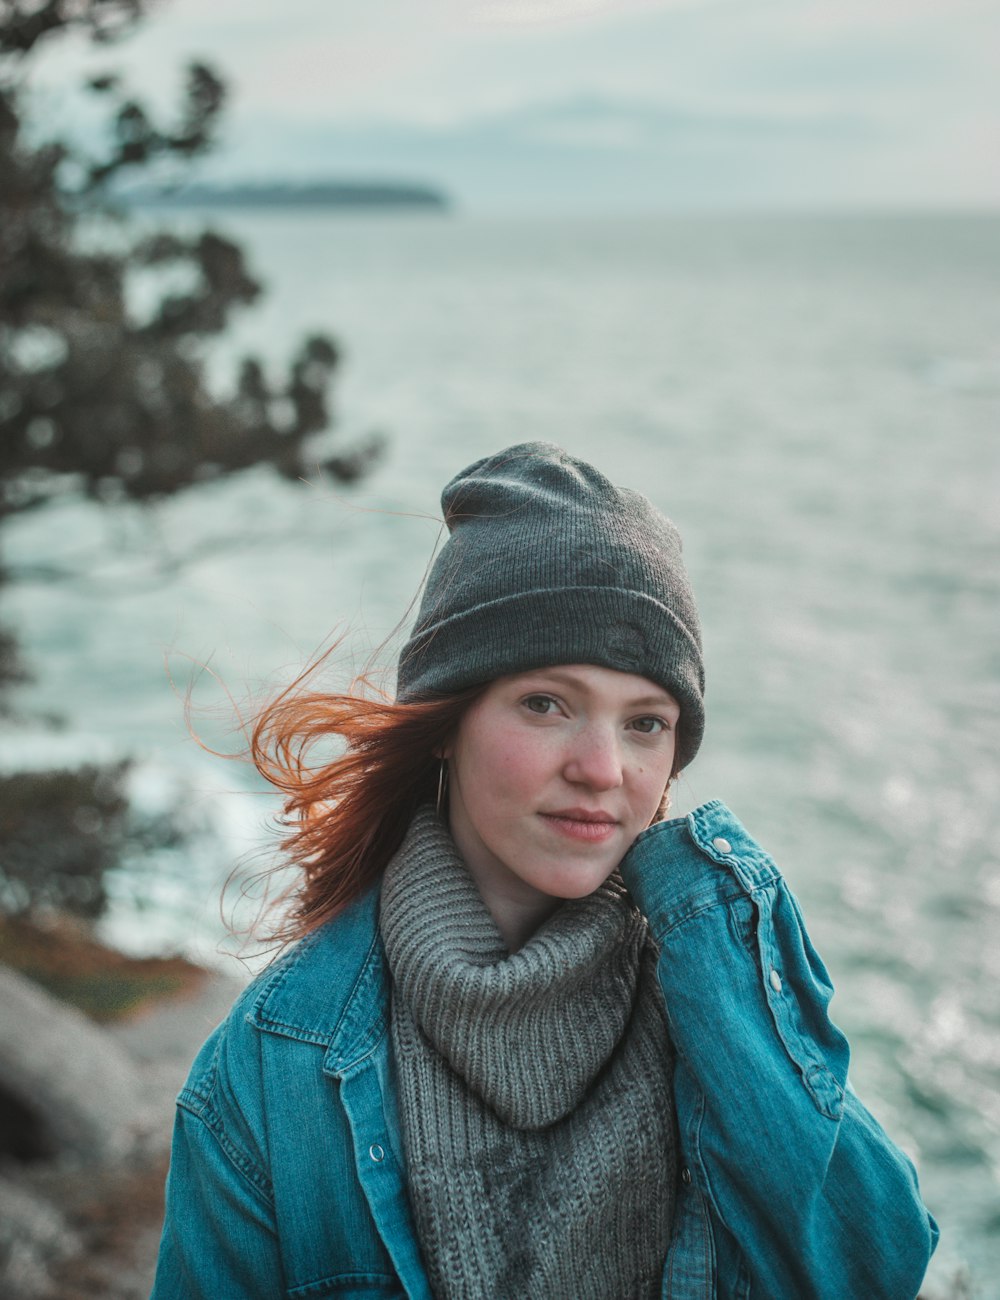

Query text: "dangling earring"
[436, 758, 449, 818]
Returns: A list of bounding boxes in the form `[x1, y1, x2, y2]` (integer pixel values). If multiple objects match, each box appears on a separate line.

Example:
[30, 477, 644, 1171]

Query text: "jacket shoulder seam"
[176, 1091, 275, 1205]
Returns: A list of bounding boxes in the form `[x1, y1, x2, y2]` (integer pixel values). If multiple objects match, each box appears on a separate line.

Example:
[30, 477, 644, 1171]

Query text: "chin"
[532, 869, 617, 901]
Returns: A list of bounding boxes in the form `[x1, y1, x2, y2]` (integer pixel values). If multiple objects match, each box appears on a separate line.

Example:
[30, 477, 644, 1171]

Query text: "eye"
[522, 694, 558, 715]
[629, 715, 670, 736]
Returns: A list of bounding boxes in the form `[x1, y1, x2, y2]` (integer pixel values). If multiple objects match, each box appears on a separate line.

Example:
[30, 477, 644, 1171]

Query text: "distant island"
[124, 181, 452, 212]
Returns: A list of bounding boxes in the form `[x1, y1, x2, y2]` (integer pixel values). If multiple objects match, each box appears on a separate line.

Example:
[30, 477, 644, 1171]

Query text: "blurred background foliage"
[0, 0, 380, 921]
[0, 762, 130, 917]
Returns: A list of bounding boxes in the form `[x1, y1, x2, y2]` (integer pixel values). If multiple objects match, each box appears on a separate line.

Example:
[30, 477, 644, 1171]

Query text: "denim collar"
[247, 886, 389, 1073]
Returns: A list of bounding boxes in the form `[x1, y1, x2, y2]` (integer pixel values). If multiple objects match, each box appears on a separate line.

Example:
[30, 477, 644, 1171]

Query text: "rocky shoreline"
[0, 941, 246, 1300]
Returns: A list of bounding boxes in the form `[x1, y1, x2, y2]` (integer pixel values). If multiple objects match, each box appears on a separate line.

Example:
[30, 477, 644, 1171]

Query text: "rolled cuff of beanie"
[395, 585, 705, 770]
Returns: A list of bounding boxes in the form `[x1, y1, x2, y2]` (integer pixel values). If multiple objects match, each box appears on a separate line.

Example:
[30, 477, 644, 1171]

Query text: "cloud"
[487, 92, 869, 146]
[22, 0, 999, 210]
[777, 0, 996, 38]
[211, 88, 897, 215]
[470, 0, 686, 26]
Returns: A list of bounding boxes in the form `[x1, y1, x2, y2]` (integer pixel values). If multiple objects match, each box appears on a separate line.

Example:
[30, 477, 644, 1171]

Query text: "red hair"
[244, 666, 683, 946]
[247, 677, 488, 943]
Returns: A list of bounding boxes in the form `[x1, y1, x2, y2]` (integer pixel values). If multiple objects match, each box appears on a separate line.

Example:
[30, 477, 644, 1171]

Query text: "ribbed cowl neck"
[380, 805, 647, 1130]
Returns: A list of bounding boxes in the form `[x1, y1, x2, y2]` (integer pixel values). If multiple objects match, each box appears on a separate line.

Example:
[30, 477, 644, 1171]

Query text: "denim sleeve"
[621, 800, 939, 1300]
[150, 1019, 284, 1300]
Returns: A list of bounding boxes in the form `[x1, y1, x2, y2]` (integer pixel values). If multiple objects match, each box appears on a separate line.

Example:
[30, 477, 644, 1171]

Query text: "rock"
[0, 966, 150, 1165]
[0, 961, 248, 1298]
[0, 1173, 80, 1300]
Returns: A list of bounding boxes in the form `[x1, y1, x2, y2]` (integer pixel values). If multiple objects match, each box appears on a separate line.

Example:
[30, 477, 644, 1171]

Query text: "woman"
[151, 442, 938, 1299]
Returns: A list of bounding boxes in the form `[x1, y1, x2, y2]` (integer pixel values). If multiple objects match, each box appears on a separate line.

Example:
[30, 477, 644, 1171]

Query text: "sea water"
[3, 211, 998, 1291]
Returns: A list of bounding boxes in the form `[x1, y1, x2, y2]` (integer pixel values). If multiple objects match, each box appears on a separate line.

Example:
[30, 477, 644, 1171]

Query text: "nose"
[562, 722, 624, 792]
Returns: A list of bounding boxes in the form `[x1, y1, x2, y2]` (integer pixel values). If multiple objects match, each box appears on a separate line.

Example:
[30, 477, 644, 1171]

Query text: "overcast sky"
[28, 0, 1000, 213]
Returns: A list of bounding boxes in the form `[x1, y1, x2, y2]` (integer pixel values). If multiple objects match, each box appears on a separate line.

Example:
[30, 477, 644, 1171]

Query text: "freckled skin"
[444, 664, 679, 949]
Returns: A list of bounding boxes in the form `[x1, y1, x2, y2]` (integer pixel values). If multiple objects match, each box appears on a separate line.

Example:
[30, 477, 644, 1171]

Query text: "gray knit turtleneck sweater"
[379, 807, 678, 1300]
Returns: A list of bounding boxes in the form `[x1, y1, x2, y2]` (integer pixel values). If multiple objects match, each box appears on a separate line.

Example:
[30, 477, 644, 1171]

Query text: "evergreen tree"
[0, 0, 381, 914]
[0, 0, 380, 681]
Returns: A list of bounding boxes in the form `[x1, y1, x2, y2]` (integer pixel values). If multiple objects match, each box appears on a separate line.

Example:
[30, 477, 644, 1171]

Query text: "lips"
[545, 808, 618, 824]
[540, 809, 619, 842]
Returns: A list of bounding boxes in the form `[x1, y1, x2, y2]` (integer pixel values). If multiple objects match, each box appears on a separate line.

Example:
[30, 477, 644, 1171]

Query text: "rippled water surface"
[4, 212, 999, 1291]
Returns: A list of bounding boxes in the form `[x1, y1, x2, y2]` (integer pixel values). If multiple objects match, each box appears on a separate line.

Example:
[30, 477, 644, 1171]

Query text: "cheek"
[488, 734, 549, 797]
[458, 723, 552, 804]
[632, 756, 674, 813]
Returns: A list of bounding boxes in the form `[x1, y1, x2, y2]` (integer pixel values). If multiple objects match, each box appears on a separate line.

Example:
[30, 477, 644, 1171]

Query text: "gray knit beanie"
[396, 441, 705, 769]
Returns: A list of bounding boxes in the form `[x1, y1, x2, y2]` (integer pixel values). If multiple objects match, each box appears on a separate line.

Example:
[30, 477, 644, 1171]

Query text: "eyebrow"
[520, 667, 680, 711]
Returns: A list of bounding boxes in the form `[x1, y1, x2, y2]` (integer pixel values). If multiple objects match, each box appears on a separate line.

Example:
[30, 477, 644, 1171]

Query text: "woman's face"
[444, 663, 679, 942]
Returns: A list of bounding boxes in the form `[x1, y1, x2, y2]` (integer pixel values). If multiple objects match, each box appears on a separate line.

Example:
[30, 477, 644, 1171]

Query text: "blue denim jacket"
[152, 802, 938, 1298]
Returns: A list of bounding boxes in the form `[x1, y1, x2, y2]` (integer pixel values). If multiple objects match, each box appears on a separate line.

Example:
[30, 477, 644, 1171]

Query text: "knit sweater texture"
[379, 807, 678, 1300]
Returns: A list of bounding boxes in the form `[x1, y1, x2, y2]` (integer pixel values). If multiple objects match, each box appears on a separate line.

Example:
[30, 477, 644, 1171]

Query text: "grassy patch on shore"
[0, 913, 206, 1021]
